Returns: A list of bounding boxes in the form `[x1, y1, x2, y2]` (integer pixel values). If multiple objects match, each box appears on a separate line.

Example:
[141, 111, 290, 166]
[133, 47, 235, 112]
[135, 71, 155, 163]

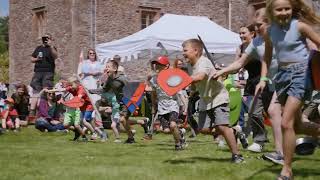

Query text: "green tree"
[0, 16, 9, 54]
[0, 16, 9, 82]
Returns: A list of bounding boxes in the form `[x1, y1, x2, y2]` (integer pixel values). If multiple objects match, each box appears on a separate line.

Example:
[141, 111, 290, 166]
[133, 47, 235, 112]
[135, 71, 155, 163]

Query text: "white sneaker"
[247, 143, 263, 153]
[91, 133, 98, 140]
[114, 139, 122, 143]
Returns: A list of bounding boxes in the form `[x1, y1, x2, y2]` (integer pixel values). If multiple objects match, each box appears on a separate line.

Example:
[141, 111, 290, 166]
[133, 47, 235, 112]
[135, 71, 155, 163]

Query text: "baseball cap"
[151, 56, 170, 66]
[111, 55, 121, 61]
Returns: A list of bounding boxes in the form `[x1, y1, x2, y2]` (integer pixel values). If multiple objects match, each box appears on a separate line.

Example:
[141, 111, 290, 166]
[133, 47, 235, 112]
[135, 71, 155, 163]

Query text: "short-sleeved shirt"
[149, 76, 179, 115]
[66, 85, 93, 111]
[1, 108, 18, 121]
[191, 56, 229, 110]
[31, 45, 56, 72]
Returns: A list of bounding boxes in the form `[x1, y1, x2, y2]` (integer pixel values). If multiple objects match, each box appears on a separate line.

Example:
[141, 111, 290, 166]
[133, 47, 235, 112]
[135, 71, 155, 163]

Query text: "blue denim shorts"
[274, 62, 312, 105]
[81, 111, 93, 122]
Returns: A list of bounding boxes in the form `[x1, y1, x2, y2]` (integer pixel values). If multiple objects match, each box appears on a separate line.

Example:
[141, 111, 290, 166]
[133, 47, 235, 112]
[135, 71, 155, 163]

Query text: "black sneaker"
[124, 137, 136, 144]
[175, 144, 184, 151]
[73, 130, 80, 141]
[238, 132, 248, 149]
[231, 154, 244, 163]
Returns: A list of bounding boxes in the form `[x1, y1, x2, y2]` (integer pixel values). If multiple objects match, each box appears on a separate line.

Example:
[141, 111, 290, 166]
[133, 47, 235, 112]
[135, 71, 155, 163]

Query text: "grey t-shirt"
[150, 76, 179, 115]
[192, 56, 229, 110]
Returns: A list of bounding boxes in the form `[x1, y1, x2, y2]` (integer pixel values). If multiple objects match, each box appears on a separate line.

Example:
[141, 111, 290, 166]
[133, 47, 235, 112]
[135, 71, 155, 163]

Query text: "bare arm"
[298, 21, 320, 49]
[31, 56, 38, 63]
[191, 72, 207, 83]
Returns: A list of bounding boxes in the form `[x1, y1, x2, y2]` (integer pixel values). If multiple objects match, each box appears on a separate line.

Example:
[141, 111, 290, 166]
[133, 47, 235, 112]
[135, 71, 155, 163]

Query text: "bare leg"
[111, 121, 120, 139]
[169, 121, 180, 144]
[216, 125, 239, 155]
[268, 92, 283, 154]
[279, 96, 303, 179]
[120, 116, 133, 138]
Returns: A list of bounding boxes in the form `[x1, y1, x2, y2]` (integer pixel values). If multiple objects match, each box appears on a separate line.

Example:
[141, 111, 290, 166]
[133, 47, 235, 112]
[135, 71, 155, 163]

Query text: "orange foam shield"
[157, 68, 192, 96]
[62, 96, 84, 108]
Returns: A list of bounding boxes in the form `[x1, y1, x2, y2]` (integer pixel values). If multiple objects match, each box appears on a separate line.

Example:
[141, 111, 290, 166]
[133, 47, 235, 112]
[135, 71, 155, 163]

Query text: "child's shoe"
[91, 133, 98, 140]
[175, 144, 184, 151]
[114, 138, 122, 143]
[73, 130, 80, 141]
[124, 137, 135, 144]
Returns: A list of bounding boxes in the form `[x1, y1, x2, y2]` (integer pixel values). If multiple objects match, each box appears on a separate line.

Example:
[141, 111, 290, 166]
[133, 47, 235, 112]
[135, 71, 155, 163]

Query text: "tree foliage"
[0, 16, 9, 82]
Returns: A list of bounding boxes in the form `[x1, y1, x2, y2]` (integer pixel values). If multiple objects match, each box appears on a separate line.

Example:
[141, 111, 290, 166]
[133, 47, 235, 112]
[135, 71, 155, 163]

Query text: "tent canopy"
[96, 14, 241, 61]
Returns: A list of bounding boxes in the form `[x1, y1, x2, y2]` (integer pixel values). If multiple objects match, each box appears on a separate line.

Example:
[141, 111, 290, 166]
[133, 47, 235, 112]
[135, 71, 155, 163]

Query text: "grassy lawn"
[0, 126, 319, 180]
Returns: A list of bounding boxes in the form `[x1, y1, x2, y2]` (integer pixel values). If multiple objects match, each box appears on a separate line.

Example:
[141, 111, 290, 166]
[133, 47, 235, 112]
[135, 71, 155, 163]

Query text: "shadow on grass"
[244, 164, 320, 180]
[163, 156, 230, 164]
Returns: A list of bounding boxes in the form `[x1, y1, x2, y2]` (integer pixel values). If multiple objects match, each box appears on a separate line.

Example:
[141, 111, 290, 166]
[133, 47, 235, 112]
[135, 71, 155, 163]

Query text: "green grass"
[0, 126, 319, 180]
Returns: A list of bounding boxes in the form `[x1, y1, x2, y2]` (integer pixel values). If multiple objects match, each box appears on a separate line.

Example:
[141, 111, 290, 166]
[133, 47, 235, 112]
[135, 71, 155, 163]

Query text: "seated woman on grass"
[35, 90, 65, 132]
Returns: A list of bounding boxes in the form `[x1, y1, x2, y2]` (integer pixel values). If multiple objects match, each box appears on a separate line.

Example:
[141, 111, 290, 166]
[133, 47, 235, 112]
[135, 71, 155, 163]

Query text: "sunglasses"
[89, 52, 96, 55]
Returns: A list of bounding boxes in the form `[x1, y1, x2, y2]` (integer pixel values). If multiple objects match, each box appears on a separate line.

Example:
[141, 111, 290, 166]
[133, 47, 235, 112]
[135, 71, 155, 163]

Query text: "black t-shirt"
[240, 44, 261, 96]
[31, 45, 56, 72]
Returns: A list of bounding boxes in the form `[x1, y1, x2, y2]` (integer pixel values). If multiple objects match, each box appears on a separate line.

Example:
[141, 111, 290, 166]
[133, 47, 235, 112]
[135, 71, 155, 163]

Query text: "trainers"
[247, 142, 263, 153]
[91, 133, 98, 140]
[80, 137, 88, 142]
[114, 139, 122, 143]
[231, 154, 244, 163]
[262, 151, 284, 165]
[238, 132, 248, 149]
[100, 132, 108, 142]
[142, 134, 152, 140]
[175, 144, 184, 151]
[179, 128, 188, 148]
[73, 130, 80, 141]
[124, 137, 135, 144]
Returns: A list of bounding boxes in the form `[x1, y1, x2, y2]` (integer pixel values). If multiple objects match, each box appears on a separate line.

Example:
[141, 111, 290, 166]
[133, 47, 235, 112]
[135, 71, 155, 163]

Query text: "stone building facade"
[9, 0, 253, 84]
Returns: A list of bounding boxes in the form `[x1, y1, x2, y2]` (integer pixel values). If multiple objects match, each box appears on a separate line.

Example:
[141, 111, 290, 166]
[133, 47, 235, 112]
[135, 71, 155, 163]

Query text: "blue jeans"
[35, 118, 64, 132]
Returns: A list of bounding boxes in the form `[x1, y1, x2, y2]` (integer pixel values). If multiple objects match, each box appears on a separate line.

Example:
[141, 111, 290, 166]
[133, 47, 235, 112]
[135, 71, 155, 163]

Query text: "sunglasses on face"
[89, 52, 96, 55]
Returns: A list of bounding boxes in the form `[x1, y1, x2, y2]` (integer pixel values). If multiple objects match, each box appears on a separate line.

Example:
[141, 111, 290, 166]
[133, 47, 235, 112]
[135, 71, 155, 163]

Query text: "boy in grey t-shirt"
[182, 39, 244, 163]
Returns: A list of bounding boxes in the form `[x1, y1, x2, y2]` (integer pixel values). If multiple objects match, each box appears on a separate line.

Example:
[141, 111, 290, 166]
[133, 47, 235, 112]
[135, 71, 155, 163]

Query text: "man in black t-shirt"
[30, 33, 58, 116]
[30, 33, 58, 93]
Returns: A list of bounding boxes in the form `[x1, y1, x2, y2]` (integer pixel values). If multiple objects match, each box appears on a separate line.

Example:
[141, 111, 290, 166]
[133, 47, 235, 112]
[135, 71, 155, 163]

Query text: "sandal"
[277, 174, 292, 180]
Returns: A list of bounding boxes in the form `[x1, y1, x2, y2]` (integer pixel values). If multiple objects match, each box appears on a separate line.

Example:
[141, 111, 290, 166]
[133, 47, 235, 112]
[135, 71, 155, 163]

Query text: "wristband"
[260, 76, 272, 84]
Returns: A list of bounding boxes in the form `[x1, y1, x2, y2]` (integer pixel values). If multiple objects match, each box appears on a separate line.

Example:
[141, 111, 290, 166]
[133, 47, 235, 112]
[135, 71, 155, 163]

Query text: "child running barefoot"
[255, 0, 320, 179]
[182, 39, 243, 163]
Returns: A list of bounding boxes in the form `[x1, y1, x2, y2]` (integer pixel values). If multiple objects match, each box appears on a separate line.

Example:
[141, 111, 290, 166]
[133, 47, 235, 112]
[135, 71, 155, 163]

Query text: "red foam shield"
[157, 68, 192, 96]
[62, 96, 84, 108]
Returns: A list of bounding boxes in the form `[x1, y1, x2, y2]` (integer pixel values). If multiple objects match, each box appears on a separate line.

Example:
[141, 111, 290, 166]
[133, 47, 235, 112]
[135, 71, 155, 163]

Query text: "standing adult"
[30, 33, 58, 116]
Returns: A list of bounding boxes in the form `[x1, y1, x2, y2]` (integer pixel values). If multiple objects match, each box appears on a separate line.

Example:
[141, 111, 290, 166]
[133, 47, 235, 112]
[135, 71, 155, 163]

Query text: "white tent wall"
[96, 14, 241, 62]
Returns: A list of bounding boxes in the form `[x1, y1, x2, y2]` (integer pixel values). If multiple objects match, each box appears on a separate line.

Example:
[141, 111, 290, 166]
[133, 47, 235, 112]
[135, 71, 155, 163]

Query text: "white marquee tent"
[96, 14, 241, 61]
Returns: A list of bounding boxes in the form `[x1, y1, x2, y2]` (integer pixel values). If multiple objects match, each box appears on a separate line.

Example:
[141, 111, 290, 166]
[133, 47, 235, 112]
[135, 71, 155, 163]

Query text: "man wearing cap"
[111, 55, 125, 75]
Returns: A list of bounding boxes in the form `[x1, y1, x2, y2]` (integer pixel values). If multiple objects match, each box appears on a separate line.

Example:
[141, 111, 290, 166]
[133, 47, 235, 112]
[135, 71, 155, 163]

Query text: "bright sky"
[0, 0, 9, 17]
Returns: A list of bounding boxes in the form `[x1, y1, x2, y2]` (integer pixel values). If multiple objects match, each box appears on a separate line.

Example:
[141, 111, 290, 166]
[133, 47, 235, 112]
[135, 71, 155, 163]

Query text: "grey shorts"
[30, 72, 54, 92]
[198, 111, 212, 129]
[274, 62, 312, 105]
[204, 103, 230, 127]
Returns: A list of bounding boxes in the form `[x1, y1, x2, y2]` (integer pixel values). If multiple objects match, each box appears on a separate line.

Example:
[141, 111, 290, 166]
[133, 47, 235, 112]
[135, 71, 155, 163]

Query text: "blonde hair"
[182, 39, 203, 56]
[266, 0, 320, 25]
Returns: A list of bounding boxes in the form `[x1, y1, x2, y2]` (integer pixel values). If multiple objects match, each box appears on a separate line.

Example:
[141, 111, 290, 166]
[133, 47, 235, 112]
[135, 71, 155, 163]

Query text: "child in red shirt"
[1, 98, 20, 131]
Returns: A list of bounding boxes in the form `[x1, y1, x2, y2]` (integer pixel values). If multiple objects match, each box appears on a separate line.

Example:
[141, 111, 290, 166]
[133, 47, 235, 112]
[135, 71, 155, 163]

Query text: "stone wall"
[9, 0, 249, 84]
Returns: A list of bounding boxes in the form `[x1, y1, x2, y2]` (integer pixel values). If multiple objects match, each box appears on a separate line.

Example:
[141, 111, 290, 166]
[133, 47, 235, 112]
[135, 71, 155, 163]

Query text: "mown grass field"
[0, 126, 319, 180]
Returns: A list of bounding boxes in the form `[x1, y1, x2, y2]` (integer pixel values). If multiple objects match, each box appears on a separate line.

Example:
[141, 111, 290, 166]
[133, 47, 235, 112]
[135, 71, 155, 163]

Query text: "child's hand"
[209, 69, 223, 80]
[255, 81, 266, 96]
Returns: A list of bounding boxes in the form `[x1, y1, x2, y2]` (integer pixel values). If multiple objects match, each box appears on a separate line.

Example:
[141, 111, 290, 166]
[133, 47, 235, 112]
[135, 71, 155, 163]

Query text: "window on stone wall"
[141, 10, 157, 29]
[32, 7, 47, 38]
